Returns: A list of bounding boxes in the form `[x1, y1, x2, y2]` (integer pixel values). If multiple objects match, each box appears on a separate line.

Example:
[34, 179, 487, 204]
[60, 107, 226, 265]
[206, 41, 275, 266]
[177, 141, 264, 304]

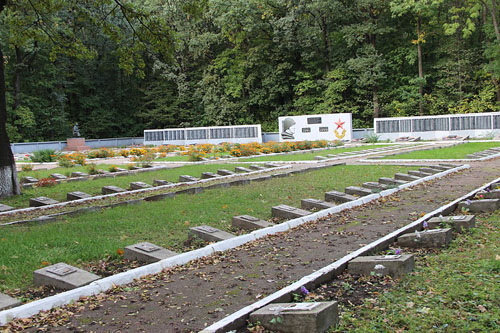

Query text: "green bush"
[31, 149, 58, 162]
[364, 133, 380, 143]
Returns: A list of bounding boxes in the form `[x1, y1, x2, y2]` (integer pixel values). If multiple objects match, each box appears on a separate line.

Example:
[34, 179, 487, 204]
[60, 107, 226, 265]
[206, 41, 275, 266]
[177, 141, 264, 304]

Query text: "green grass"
[332, 213, 500, 332]
[0, 165, 415, 292]
[243, 145, 395, 162]
[2, 164, 245, 209]
[18, 164, 115, 180]
[383, 142, 500, 160]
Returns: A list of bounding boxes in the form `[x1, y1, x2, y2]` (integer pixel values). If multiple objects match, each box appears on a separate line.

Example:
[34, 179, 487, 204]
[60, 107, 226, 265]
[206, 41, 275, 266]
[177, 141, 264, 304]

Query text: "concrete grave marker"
[378, 177, 406, 186]
[50, 173, 67, 180]
[29, 196, 60, 207]
[272, 204, 311, 219]
[301, 198, 335, 210]
[428, 165, 450, 171]
[458, 199, 500, 212]
[362, 182, 389, 191]
[249, 165, 266, 171]
[97, 169, 111, 175]
[324, 190, 357, 203]
[419, 167, 441, 174]
[249, 301, 339, 333]
[234, 167, 252, 173]
[408, 170, 432, 178]
[33, 263, 100, 290]
[344, 186, 373, 197]
[67, 191, 92, 201]
[232, 215, 275, 230]
[124, 242, 177, 263]
[188, 225, 235, 242]
[71, 172, 88, 177]
[264, 163, 279, 168]
[178, 175, 199, 182]
[21, 176, 38, 183]
[314, 156, 328, 161]
[130, 182, 152, 190]
[217, 169, 236, 176]
[478, 189, 500, 199]
[0, 204, 14, 212]
[394, 173, 420, 182]
[427, 215, 475, 232]
[101, 186, 126, 194]
[153, 179, 172, 186]
[201, 172, 219, 179]
[0, 293, 21, 311]
[397, 228, 453, 248]
[348, 254, 414, 278]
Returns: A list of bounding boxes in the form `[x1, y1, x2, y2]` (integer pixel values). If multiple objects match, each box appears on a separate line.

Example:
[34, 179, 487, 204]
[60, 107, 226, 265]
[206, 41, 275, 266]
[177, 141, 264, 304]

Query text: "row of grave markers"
[466, 146, 500, 159]
[312, 145, 413, 161]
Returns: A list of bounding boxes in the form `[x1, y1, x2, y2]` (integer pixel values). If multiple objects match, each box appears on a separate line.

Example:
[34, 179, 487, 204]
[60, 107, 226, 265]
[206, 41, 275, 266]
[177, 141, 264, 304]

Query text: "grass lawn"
[243, 144, 395, 162]
[332, 212, 500, 332]
[382, 142, 500, 160]
[18, 164, 119, 180]
[0, 165, 415, 292]
[1, 164, 246, 209]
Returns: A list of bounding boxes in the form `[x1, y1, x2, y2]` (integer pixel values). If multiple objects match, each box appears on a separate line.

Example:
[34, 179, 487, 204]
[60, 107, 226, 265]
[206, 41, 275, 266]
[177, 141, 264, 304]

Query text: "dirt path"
[7, 159, 499, 332]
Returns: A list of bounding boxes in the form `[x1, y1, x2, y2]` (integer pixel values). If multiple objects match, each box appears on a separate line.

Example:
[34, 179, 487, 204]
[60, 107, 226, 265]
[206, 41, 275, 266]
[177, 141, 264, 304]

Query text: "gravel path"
[5, 158, 499, 332]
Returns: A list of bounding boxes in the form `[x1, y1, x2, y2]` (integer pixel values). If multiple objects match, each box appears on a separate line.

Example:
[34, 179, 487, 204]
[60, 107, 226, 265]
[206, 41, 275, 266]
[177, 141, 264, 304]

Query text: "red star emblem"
[335, 119, 345, 130]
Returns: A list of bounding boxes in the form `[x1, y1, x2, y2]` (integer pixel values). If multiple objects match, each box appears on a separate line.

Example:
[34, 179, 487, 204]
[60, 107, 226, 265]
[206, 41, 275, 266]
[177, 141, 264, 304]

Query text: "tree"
[0, 0, 174, 198]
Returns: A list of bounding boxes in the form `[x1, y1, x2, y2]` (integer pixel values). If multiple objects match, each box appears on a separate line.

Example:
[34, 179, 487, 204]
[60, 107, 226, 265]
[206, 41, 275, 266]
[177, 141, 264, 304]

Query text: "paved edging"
[0, 164, 468, 326]
[201, 166, 498, 333]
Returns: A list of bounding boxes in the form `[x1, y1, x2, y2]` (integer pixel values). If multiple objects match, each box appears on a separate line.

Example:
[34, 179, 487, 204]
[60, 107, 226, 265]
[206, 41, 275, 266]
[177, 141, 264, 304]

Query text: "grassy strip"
[0, 165, 414, 292]
[155, 152, 231, 161]
[382, 142, 500, 160]
[243, 145, 395, 162]
[18, 164, 124, 180]
[332, 213, 500, 332]
[1, 164, 245, 209]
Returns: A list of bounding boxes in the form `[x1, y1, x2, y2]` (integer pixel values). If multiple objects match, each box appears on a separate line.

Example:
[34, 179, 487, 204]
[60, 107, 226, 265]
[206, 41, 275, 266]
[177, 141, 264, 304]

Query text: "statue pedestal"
[64, 138, 90, 152]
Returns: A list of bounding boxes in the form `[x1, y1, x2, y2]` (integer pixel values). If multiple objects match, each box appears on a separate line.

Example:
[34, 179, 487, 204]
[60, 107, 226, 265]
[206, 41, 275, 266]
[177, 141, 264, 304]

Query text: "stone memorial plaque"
[201, 172, 219, 179]
[29, 196, 60, 207]
[376, 255, 401, 260]
[349, 255, 414, 278]
[398, 228, 452, 248]
[179, 175, 199, 182]
[67, 191, 92, 201]
[0, 293, 21, 311]
[135, 242, 161, 252]
[0, 204, 14, 213]
[241, 215, 260, 222]
[46, 264, 77, 277]
[277, 205, 295, 211]
[188, 225, 235, 242]
[452, 216, 467, 220]
[195, 226, 218, 233]
[71, 172, 88, 177]
[272, 204, 311, 219]
[281, 303, 321, 312]
[130, 182, 152, 190]
[102, 186, 126, 194]
[51, 173, 67, 180]
[22, 176, 38, 183]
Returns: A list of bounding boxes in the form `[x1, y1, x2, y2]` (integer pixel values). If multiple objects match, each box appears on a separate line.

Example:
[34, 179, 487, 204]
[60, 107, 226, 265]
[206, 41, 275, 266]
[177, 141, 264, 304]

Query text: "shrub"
[132, 151, 155, 167]
[21, 164, 33, 172]
[36, 178, 57, 187]
[57, 156, 74, 168]
[86, 163, 98, 175]
[87, 148, 115, 159]
[364, 133, 380, 143]
[31, 149, 58, 162]
[71, 152, 87, 166]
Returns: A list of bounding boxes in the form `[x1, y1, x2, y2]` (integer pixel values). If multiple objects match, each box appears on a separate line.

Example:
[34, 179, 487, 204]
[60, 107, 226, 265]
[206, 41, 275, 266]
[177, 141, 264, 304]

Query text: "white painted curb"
[0, 164, 468, 326]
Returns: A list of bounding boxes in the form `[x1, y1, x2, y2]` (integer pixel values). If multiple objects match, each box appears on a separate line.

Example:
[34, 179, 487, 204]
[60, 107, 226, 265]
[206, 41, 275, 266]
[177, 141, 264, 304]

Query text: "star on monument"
[335, 119, 345, 130]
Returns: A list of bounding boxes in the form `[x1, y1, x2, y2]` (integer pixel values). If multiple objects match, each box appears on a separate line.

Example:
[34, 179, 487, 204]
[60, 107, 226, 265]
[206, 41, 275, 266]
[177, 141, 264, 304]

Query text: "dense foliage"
[2, 0, 500, 142]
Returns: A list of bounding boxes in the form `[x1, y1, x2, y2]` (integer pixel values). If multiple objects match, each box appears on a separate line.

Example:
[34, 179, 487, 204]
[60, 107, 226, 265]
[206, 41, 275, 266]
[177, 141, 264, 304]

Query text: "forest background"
[3, 0, 500, 142]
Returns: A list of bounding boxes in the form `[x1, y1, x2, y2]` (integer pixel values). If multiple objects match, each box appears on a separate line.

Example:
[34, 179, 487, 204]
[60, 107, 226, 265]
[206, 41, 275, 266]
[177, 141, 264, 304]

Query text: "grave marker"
[33, 263, 100, 290]
[153, 179, 172, 186]
[67, 191, 92, 201]
[397, 228, 453, 248]
[427, 215, 475, 232]
[301, 198, 335, 210]
[419, 167, 440, 174]
[249, 301, 339, 333]
[394, 173, 420, 182]
[478, 189, 500, 199]
[362, 182, 389, 191]
[264, 163, 279, 168]
[217, 169, 236, 176]
[458, 199, 500, 212]
[124, 242, 177, 263]
[344, 186, 373, 197]
[408, 170, 432, 178]
[249, 165, 266, 171]
[348, 254, 414, 278]
[130, 182, 152, 190]
[71, 172, 88, 177]
[101, 186, 126, 194]
[178, 175, 199, 182]
[50, 173, 67, 180]
[378, 177, 406, 186]
[201, 172, 219, 179]
[324, 190, 357, 203]
[29, 196, 60, 207]
[314, 156, 328, 161]
[0, 204, 14, 212]
[0, 293, 21, 311]
[232, 215, 275, 230]
[234, 167, 253, 173]
[188, 225, 235, 242]
[272, 204, 311, 219]
[21, 176, 38, 183]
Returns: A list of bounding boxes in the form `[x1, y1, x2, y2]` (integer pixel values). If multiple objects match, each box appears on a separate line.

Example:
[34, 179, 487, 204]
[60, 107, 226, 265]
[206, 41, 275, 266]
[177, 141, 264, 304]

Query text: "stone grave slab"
[124, 242, 177, 263]
[344, 186, 373, 197]
[378, 177, 406, 186]
[301, 198, 335, 210]
[249, 165, 266, 171]
[427, 215, 475, 232]
[397, 228, 453, 248]
[249, 301, 339, 333]
[178, 175, 199, 182]
[217, 169, 236, 176]
[201, 172, 219, 179]
[97, 169, 111, 175]
[419, 167, 441, 174]
[71, 172, 88, 177]
[0, 204, 14, 212]
[33, 263, 100, 290]
[324, 190, 357, 203]
[408, 170, 432, 178]
[394, 173, 420, 182]
[428, 165, 450, 171]
[50, 173, 67, 180]
[362, 182, 389, 191]
[130, 182, 152, 190]
[153, 179, 172, 186]
[264, 163, 279, 168]
[29, 196, 60, 207]
[67, 191, 92, 201]
[21, 176, 38, 183]
[0, 293, 22, 310]
[479, 189, 500, 199]
[348, 254, 414, 278]
[232, 215, 275, 230]
[234, 166, 253, 173]
[314, 156, 328, 161]
[272, 204, 311, 219]
[490, 182, 500, 190]
[458, 199, 500, 212]
[439, 163, 457, 168]
[188, 225, 235, 242]
[101, 186, 126, 195]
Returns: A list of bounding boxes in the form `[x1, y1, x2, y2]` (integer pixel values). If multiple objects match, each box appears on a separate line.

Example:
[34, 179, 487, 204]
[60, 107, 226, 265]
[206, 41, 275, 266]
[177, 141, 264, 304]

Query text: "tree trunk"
[0, 45, 21, 198]
[373, 85, 380, 118]
[417, 15, 424, 116]
[490, 0, 500, 45]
